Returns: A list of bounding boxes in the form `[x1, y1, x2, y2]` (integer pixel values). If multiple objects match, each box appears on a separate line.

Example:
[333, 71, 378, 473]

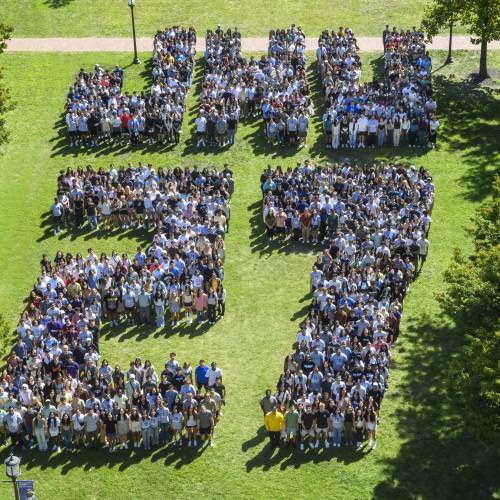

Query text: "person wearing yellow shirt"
[264, 406, 284, 447]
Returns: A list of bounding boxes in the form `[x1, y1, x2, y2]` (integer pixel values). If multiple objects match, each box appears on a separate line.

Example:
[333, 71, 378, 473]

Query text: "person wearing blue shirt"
[195, 359, 210, 390]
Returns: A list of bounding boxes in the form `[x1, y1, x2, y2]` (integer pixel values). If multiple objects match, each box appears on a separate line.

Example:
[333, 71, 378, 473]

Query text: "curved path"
[6, 36, 500, 52]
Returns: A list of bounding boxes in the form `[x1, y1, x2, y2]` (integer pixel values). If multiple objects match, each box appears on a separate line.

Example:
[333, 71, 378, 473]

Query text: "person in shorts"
[314, 402, 331, 449]
[198, 404, 214, 447]
[282, 405, 300, 447]
[300, 405, 316, 450]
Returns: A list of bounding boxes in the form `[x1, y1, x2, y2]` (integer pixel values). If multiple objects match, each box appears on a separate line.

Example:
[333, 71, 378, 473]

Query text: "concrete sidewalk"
[6, 36, 499, 52]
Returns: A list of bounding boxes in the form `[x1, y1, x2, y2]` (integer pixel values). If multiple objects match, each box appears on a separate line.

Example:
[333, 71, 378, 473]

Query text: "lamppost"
[4, 452, 20, 500]
[445, 0, 453, 64]
[128, 0, 140, 64]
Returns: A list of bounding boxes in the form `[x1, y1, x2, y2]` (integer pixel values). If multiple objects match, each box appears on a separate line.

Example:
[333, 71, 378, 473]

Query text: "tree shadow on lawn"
[372, 312, 500, 499]
[44, 0, 75, 7]
[432, 74, 500, 203]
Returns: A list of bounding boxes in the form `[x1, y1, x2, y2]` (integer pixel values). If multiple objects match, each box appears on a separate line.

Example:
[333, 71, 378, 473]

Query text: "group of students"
[64, 64, 125, 147]
[318, 26, 438, 149]
[50, 161, 233, 237]
[195, 26, 242, 148]
[150, 26, 197, 145]
[260, 159, 434, 449]
[48, 163, 231, 326]
[263, 26, 312, 147]
[1, 346, 226, 452]
[64, 26, 197, 148]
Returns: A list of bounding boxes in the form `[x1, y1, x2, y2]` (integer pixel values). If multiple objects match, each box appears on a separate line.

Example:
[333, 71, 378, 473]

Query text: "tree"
[421, 0, 500, 79]
[0, 312, 12, 361]
[463, 0, 500, 79]
[421, 0, 464, 63]
[438, 177, 500, 442]
[0, 23, 13, 147]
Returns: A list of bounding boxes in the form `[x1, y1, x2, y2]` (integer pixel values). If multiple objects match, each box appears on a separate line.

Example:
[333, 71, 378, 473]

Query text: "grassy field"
[0, 49, 498, 499]
[0, 0, 469, 38]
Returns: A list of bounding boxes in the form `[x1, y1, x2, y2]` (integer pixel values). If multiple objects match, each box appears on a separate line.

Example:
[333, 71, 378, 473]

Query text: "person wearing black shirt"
[73, 195, 85, 228]
[300, 406, 316, 450]
[314, 402, 331, 449]
[172, 368, 185, 391]
[301, 355, 315, 377]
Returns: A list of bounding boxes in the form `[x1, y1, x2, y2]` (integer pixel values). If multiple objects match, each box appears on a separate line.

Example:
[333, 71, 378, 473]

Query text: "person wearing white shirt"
[207, 362, 223, 387]
[195, 113, 207, 147]
[417, 236, 429, 271]
[355, 113, 368, 147]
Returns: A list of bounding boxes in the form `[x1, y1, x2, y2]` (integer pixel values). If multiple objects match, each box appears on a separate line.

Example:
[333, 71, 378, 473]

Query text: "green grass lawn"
[0, 0, 468, 38]
[0, 50, 498, 498]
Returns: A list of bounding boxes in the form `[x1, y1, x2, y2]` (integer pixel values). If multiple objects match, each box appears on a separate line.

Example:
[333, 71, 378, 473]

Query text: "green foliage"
[422, 0, 500, 42]
[470, 175, 500, 251]
[440, 177, 500, 443]
[0, 312, 11, 361]
[421, 0, 464, 39]
[0, 22, 13, 147]
[462, 0, 500, 44]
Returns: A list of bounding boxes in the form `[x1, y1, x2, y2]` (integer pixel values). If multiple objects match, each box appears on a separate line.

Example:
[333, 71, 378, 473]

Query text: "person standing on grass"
[194, 288, 208, 324]
[260, 389, 277, 417]
[51, 197, 64, 235]
[170, 406, 184, 447]
[314, 402, 331, 449]
[264, 208, 277, 241]
[300, 405, 316, 450]
[33, 411, 48, 452]
[366, 408, 378, 449]
[282, 405, 300, 447]
[116, 408, 129, 450]
[198, 404, 214, 447]
[417, 234, 429, 272]
[264, 405, 284, 447]
[331, 407, 344, 448]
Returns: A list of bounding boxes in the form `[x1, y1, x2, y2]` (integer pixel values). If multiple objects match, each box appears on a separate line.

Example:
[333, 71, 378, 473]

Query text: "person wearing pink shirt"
[194, 289, 208, 323]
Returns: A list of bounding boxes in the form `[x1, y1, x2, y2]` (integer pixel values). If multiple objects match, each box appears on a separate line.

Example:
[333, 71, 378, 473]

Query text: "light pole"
[128, 0, 140, 64]
[445, 0, 453, 64]
[4, 452, 21, 500]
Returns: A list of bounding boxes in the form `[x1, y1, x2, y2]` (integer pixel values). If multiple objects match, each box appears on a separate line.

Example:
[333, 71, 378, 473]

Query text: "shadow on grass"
[372, 313, 500, 499]
[44, 0, 75, 7]
[0, 441, 210, 473]
[99, 314, 215, 343]
[432, 74, 500, 202]
[244, 427, 367, 471]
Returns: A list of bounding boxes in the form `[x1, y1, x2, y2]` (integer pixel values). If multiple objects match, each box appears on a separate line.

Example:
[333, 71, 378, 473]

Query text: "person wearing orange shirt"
[300, 209, 313, 243]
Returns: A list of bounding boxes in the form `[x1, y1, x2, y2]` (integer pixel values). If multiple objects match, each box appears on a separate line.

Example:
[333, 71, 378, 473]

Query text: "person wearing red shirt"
[299, 209, 313, 243]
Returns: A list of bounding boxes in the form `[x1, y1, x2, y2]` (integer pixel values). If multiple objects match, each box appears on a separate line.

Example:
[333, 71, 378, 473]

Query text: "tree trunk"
[479, 39, 489, 79]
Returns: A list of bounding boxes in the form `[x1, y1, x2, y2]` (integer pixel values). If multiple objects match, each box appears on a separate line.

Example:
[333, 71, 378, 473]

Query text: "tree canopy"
[438, 176, 500, 442]
[0, 23, 13, 147]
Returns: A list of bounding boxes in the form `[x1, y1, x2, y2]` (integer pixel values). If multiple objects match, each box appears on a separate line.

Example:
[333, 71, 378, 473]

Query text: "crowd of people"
[4, 162, 235, 452]
[50, 162, 234, 238]
[263, 26, 312, 147]
[318, 27, 438, 149]
[195, 26, 242, 148]
[260, 159, 433, 450]
[1, 340, 226, 452]
[48, 163, 231, 325]
[64, 27, 197, 148]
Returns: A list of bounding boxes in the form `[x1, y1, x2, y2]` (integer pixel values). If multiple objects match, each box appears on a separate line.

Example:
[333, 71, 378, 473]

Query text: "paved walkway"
[6, 36, 500, 52]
